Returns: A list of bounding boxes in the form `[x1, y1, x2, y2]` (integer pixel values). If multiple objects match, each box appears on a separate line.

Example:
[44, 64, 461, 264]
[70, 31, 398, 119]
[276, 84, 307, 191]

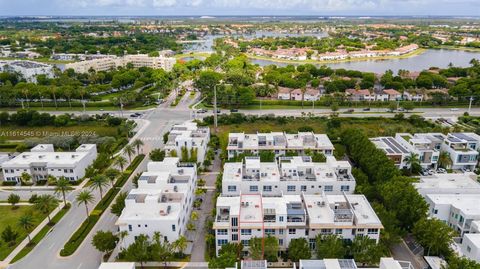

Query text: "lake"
[250, 49, 480, 73]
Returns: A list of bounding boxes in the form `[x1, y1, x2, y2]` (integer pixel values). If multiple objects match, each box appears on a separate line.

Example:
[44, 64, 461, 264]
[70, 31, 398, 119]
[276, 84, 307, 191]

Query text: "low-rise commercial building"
[222, 156, 355, 196]
[116, 157, 197, 247]
[164, 121, 210, 164]
[213, 193, 382, 255]
[227, 132, 334, 159]
[0, 60, 54, 82]
[1, 144, 97, 182]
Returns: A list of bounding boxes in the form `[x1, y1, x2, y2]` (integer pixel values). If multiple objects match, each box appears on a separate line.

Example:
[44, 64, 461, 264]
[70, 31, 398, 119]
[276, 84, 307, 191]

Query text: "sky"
[0, 0, 479, 16]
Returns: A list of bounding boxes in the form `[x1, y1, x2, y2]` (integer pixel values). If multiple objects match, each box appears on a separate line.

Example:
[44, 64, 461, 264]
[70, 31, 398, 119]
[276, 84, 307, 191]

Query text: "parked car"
[196, 109, 207, 113]
[346, 109, 354, 113]
[363, 108, 371, 111]
[437, 168, 447, 173]
[450, 108, 459, 111]
[230, 108, 239, 112]
[129, 114, 138, 118]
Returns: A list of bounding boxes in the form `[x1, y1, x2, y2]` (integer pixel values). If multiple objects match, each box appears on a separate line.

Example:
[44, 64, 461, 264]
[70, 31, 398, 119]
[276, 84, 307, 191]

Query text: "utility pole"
[469, 96, 474, 114]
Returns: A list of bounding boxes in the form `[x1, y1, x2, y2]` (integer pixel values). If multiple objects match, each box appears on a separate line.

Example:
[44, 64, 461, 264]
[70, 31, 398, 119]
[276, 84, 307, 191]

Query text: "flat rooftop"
[370, 137, 409, 155]
[427, 193, 480, 217]
[414, 173, 480, 195]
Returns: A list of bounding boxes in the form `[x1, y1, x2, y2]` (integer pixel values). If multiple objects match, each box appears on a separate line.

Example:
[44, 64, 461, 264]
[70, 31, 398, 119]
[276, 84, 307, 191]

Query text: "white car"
[437, 168, 447, 173]
[450, 108, 459, 111]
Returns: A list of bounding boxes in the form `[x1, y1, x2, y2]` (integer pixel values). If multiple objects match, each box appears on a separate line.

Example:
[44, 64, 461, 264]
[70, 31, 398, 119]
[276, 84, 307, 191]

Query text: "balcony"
[334, 209, 354, 223]
[286, 216, 305, 223]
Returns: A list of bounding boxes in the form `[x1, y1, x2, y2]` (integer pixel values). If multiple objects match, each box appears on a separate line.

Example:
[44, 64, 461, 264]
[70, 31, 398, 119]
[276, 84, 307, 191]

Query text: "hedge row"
[60, 154, 145, 256]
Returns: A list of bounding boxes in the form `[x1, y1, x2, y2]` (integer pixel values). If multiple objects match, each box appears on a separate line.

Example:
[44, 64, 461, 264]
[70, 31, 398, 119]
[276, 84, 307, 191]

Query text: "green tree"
[172, 235, 188, 258]
[248, 237, 264, 260]
[89, 175, 109, 199]
[438, 151, 452, 169]
[123, 234, 151, 269]
[446, 255, 480, 269]
[33, 194, 58, 224]
[413, 218, 454, 256]
[404, 152, 421, 174]
[7, 193, 20, 208]
[123, 144, 136, 163]
[55, 177, 70, 206]
[76, 190, 94, 218]
[1, 225, 18, 246]
[20, 172, 32, 185]
[151, 232, 173, 269]
[105, 168, 120, 187]
[149, 149, 166, 161]
[351, 236, 383, 266]
[259, 150, 275, 162]
[388, 102, 397, 112]
[132, 139, 144, 154]
[114, 156, 128, 171]
[315, 234, 346, 259]
[111, 191, 128, 217]
[287, 238, 311, 262]
[92, 230, 119, 255]
[263, 235, 279, 262]
[18, 214, 34, 244]
[401, 101, 415, 112]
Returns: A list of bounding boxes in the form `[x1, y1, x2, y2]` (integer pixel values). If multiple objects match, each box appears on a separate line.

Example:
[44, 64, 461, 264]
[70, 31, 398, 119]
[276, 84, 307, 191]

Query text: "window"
[324, 185, 333, 192]
[357, 228, 364, 232]
[231, 217, 238, 227]
[232, 234, 238, 241]
[172, 225, 176, 232]
[287, 185, 296, 192]
[309, 238, 316, 250]
[301, 185, 307, 192]
[289, 228, 296, 234]
[241, 240, 249, 246]
[433, 209, 438, 214]
[218, 239, 228, 246]
[241, 229, 252, 235]
[368, 229, 378, 235]
[263, 186, 272, 192]
[278, 239, 283, 246]
[217, 229, 228, 235]
[265, 229, 275, 235]
[228, 186, 236, 192]
[279, 229, 284, 235]
[335, 229, 343, 235]
[340, 185, 350, 192]
[279, 216, 284, 222]
[250, 185, 258, 192]
[468, 246, 472, 252]
[321, 229, 332, 234]
[128, 225, 132, 232]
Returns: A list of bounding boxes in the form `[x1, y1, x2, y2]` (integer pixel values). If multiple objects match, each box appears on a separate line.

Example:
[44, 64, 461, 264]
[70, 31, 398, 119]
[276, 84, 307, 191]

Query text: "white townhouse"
[277, 87, 292, 100]
[414, 172, 480, 197]
[1, 144, 97, 182]
[213, 193, 382, 256]
[298, 258, 413, 269]
[227, 132, 334, 159]
[222, 156, 355, 196]
[370, 136, 410, 168]
[425, 193, 480, 235]
[439, 133, 480, 170]
[116, 157, 197, 247]
[395, 133, 441, 169]
[164, 121, 210, 164]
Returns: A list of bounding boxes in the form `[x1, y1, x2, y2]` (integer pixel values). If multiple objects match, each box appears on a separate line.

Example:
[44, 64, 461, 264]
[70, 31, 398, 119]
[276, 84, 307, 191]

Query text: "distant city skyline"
[0, 0, 479, 17]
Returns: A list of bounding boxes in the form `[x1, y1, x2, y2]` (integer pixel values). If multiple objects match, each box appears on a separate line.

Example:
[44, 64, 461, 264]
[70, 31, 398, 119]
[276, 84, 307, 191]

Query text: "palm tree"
[118, 230, 129, 250]
[18, 214, 34, 244]
[132, 139, 144, 155]
[105, 168, 120, 187]
[438, 151, 452, 169]
[404, 152, 421, 173]
[89, 175, 109, 199]
[76, 190, 94, 218]
[191, 211, 199, 222]
[55, 177, 70, 206]
[33, 195, 59, 224]
[173, 235, 188, 258]
[114, 156, 128, 172]
[124, 144, 136, 163]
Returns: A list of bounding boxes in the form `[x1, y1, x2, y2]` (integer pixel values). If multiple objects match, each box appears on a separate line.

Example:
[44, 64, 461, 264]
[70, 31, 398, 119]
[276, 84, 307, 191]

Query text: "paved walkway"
[390, 240, 428, 269]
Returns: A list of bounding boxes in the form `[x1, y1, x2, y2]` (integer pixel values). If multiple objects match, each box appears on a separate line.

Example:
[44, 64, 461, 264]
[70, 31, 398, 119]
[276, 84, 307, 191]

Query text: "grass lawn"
[0, 205, 48, 260]
[0, 123, 118, 139]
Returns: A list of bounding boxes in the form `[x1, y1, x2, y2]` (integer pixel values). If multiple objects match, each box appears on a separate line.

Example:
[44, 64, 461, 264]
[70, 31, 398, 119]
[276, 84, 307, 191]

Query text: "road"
[7, 91, 197, 269]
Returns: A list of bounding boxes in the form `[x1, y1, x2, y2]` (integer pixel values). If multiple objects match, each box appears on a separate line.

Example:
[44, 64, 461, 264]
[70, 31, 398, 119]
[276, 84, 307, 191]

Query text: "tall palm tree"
[33, 195, 59, 224]
[404, 152, 421, 173]
[438, 151, 452, 169]
[114, 156, 128, 172]
[105, 168, 120, 187]
[118, 230, 129, 250]
[76, 190, 94, 218]
[89, 175, 109, 199]
[132, 139, 144, 155]
[18, 214, 34, 244]
[124, 144, 136, 163]
[55, 176, 70, 206]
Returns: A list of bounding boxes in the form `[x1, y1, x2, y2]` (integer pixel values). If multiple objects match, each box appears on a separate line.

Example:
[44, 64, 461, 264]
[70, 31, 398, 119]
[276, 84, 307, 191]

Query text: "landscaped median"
[59, 154, 145, 257]
[11, 204, 71, 262]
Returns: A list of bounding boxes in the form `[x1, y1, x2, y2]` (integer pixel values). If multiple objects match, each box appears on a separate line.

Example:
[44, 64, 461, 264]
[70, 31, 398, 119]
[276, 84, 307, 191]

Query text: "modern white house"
[440, 133, 480, 170]
[414, 173, 480, 197]
[213, 193, 382, 256]
[116, 157, 197, 247]
[460, 233, 480, 263]
[1, 144, 97, 182]
[0, 60, 54, 82]
[164, 121, 210, 164]
[395, 133, 441, 169]
[425, 193, 480, 235]
[370, 136, 410, 168]
[227, 132, 334, 159]
[222, 156, 355, 196]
